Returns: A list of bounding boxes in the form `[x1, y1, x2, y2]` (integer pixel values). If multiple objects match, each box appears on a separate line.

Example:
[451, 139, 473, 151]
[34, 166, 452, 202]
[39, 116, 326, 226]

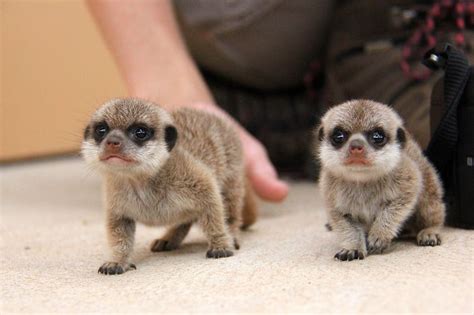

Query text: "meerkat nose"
[106, 135, 122, 148]
[349, 139, 365, 154]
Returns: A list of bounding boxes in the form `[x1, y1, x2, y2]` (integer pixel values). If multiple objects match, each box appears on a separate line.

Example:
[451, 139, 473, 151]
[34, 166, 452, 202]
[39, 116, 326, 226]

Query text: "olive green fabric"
[174, 0, 335, 90]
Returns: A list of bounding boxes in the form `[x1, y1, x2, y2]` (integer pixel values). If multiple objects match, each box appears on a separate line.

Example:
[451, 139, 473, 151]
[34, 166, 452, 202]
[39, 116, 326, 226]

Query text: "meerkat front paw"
[206, 247, 234, 259]
[334, 248, 365, 261]
[367, 235, 392, 254]
[150, 239, 179, 252]
[417, 229, 442, 246]
[98, 262, 136, 275]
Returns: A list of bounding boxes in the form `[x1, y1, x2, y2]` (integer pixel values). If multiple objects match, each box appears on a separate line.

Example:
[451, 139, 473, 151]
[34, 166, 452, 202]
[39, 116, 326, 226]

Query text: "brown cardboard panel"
[0, 0, 127, 161]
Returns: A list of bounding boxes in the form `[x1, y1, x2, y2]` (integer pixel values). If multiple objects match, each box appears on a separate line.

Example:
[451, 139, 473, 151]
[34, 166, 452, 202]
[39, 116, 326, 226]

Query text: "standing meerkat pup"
[316, 100, 445, 261]
[82, 98, 257, 275]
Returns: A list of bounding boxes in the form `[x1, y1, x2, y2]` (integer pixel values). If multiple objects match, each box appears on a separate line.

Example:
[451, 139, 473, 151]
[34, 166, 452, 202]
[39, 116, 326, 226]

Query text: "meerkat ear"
[397, 127, 406, 148]
[84, 125, 91, 139]
[165, 125, 178, 151]
[317, 126, 324, 141]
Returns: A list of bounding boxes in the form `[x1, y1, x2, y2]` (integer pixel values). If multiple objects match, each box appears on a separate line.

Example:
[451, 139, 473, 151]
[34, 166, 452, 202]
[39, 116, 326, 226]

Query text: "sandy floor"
[0, 158, 473, 313]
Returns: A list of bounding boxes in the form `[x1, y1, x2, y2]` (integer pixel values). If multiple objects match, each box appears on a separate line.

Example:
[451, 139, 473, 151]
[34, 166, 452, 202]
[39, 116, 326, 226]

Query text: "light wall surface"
[1, 0, 126, 161]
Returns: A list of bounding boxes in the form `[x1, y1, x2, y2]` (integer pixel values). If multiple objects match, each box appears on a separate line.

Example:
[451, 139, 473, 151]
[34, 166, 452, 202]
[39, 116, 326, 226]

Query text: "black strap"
[424, 44, 471, 177]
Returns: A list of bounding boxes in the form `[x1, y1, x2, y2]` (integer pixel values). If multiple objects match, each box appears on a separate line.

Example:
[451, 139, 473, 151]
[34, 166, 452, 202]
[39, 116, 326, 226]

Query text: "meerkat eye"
[94, 123, 109, 141]
[369, 129, 387, 146]
[135, 127, 149, 139]
[330, 128, 348, 147]
[129, 124, 154, 143]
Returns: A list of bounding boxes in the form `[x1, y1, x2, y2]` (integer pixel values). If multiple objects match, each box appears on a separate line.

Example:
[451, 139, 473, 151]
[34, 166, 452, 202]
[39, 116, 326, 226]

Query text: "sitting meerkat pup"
[82, 98, 257, 275]
[316, 100, 445, 261]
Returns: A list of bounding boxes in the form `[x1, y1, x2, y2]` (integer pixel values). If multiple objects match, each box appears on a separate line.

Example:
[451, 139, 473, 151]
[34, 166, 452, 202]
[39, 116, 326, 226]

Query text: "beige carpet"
[0, 158, 473, 313]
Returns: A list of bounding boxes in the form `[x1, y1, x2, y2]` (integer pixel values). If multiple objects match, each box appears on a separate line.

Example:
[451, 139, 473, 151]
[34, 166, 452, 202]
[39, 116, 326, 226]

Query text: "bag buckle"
[422, 44, 457, 70]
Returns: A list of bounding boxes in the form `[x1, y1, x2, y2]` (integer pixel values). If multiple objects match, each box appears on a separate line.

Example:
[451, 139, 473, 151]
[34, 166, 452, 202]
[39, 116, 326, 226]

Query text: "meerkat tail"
[241, 180, 258, 230]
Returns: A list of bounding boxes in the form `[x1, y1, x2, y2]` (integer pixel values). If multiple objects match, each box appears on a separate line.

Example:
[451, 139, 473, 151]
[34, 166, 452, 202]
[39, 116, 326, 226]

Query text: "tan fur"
[82, 98, 256, 275]
[316, 100, 445, 261]
[241, 180, 258, 230]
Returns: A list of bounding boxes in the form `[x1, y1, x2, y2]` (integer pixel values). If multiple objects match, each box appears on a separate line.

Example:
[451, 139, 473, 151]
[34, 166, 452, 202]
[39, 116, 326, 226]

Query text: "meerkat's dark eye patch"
[165, 125, 178, 152]
[93, 122, 109, 143]
[397, 128, 406, 148]
[128, 124, 154, 144]
[318, 126, 324, 141]
[84, 125, 91, 139]
[367, 128, 388, 148]
[330, 127, 349, 148]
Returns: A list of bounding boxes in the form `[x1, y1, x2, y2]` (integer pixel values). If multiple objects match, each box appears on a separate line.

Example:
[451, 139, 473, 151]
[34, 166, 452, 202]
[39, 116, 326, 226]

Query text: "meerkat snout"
[105, 135, 122, 148]
[348, 139, 364, 153]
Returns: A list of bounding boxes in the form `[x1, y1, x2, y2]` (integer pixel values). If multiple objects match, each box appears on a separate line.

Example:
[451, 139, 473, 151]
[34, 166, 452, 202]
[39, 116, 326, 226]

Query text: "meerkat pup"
[82, 98, 257, 275]
[316, 100, 445, 261]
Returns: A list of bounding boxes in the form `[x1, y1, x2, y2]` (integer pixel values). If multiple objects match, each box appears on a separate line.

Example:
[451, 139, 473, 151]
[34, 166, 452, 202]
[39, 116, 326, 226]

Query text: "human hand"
[238, 130, 289, 202]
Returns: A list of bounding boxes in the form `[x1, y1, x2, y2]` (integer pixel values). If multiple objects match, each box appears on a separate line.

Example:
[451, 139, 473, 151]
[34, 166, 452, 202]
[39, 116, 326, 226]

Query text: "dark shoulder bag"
[423, 44, 474, 229]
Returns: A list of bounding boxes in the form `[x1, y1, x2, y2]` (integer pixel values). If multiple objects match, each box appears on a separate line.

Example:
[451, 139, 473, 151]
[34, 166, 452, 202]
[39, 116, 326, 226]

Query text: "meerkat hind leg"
[228, 219, 241, 250]
[415, 182, 444, 247]
[151, 222, 193, 252]
[417, 227, 442, 246]
[416, 204, 443, 246]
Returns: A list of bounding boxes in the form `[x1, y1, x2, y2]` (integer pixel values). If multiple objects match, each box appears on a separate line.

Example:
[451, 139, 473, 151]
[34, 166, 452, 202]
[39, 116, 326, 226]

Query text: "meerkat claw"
[206, 248, 234, 259]
[367, 237, 391, 254]
[417, 230, 442, 247]
[98, 262, 136, 275]
[334, 249, 364, 261]
[151, 239, 177, 252]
